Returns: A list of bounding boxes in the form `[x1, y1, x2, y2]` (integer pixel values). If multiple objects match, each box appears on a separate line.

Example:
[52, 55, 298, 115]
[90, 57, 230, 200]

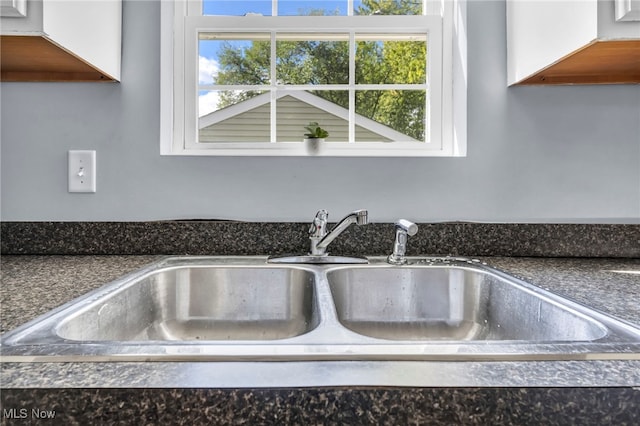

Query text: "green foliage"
[303, 122, 329, 139]
[215, 40, 270, 107]
[355, 0, 421, 16]
[213, 0, 426, 140]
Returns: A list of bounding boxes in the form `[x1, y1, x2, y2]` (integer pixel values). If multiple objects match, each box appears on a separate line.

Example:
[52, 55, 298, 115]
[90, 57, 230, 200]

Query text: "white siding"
[199, 95, 392, 143]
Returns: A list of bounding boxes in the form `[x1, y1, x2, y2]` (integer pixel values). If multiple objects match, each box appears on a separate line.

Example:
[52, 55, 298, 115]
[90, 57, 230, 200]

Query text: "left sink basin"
[1, 257, 320, 349]
[57, 266, 318, 341]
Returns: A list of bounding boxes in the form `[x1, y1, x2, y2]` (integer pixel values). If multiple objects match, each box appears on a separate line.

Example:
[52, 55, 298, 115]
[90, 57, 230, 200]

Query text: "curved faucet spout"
[309, 209, 368, 256]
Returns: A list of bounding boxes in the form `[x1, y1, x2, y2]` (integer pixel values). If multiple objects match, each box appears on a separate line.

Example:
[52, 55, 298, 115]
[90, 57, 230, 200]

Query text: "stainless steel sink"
[328, 267, 607, 341]
[57, 267, 318, 341]
[2, 256, 639, 362]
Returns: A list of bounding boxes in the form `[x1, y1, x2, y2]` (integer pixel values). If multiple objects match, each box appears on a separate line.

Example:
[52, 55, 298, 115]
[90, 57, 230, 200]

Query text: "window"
[161, 0, 466, 156]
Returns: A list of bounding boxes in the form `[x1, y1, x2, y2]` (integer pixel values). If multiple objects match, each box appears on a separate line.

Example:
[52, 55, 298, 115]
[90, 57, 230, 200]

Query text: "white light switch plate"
[68, 150, 96, 193]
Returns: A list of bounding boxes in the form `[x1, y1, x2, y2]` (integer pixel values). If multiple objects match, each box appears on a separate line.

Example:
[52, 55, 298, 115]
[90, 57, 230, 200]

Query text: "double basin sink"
[2, 256, 640, 361]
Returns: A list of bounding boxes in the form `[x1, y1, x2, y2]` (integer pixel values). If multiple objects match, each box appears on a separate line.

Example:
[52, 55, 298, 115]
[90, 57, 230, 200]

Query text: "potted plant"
[303, 122, 329, 143]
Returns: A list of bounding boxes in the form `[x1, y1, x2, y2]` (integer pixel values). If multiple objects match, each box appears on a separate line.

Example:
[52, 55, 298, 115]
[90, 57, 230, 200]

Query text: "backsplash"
[1, 222, 638, 257]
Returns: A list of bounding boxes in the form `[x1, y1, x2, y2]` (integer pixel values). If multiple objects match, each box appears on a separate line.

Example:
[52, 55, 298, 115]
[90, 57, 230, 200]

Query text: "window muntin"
[166, 0, 456, 156]
[196, 25, 430, 143]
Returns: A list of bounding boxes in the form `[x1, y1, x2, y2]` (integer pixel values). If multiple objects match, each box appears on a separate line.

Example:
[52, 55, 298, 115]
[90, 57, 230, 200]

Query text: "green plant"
[303, 122, 329, 139]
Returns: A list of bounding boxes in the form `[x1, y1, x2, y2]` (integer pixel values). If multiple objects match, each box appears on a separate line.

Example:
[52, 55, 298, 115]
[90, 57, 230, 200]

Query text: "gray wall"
[1, 0, 639, 223]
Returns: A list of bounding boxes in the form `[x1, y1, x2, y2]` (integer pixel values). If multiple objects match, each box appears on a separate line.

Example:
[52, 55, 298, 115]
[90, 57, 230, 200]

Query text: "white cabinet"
[0, 0, 27, 17]
[616, 0, 640, 21]
[507, 0, 640, 85]
[0, 0, 121, 82]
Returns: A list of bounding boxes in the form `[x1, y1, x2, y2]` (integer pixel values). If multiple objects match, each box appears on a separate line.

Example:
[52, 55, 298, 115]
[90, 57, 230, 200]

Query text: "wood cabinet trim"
[0, 35, 116, 82]
[516, 40, 640, 85]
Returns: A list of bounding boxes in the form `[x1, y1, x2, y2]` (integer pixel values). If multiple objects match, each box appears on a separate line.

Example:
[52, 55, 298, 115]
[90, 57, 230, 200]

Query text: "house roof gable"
[198, 91, 419, 142]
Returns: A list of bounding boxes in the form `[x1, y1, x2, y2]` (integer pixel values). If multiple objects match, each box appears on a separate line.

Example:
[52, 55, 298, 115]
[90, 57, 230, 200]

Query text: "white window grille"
[161, 0, 465, 156]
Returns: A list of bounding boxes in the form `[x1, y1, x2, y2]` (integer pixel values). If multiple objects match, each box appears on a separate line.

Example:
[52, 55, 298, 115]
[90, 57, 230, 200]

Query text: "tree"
[355, 0, 421, 16]
[212, 0, 426, 140]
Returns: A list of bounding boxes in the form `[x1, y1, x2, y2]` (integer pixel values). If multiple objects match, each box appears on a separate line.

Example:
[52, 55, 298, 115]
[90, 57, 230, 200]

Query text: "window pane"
[276, 37, 349, 85]
[276, 90, 348, 142]
[356, 36, 427, 84]
[203, 0, 426, 16]
[203, 0, 272, 16]
[199, 90, 221, 118]
[199, 90, 270, 142]
[354, 0, 423, 16]
[199, 36, 271, 86]
[355, 90, 426, 141]
[278, 1, 347, 16]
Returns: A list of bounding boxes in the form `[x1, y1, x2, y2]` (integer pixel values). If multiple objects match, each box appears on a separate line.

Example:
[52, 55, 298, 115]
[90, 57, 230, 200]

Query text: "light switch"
[68, 150, 96, 193]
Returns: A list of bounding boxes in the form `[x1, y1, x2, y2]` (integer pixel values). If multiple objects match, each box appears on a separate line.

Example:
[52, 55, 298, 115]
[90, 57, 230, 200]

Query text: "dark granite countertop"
[1, 255, 639, 389]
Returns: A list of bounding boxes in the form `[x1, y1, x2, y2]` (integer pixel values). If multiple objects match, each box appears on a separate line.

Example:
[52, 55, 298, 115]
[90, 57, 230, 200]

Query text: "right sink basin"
[327, 265, 607, 342]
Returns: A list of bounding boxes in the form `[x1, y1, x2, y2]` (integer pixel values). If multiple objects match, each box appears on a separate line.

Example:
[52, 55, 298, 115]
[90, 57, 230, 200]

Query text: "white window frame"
[160, 0, 466, 157]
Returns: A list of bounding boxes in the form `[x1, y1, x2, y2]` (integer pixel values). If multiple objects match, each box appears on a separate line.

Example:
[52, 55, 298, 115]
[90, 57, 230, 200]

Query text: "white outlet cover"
[68, 150, 96, 193]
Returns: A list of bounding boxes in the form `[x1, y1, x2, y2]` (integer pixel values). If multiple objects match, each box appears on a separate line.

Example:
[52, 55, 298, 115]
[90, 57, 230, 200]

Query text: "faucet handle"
[387, 219, 418, 265]
[309, 209, 329, 238]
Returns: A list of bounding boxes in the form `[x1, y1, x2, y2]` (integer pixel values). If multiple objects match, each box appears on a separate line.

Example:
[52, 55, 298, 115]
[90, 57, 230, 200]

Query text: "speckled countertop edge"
[2, 222, 639, 257]
[1, 255, 639, 389]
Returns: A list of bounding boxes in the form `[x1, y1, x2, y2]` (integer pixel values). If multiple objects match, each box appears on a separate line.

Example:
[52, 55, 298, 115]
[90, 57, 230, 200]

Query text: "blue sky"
[203, 1, 356, 16]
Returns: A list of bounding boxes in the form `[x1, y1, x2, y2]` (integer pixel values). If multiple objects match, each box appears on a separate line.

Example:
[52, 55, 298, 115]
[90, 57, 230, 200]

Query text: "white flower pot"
[303, 137, 325, 154]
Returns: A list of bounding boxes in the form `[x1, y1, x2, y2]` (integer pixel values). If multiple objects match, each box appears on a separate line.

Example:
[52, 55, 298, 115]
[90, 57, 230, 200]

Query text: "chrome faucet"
[309, 209, 368, 256]
[387, 219, 418, 265]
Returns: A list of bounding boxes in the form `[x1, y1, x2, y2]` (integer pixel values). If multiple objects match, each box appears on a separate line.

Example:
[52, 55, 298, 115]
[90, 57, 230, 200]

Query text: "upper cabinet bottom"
[517, 40, 640, 85]
[0, 36, 117, 82]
